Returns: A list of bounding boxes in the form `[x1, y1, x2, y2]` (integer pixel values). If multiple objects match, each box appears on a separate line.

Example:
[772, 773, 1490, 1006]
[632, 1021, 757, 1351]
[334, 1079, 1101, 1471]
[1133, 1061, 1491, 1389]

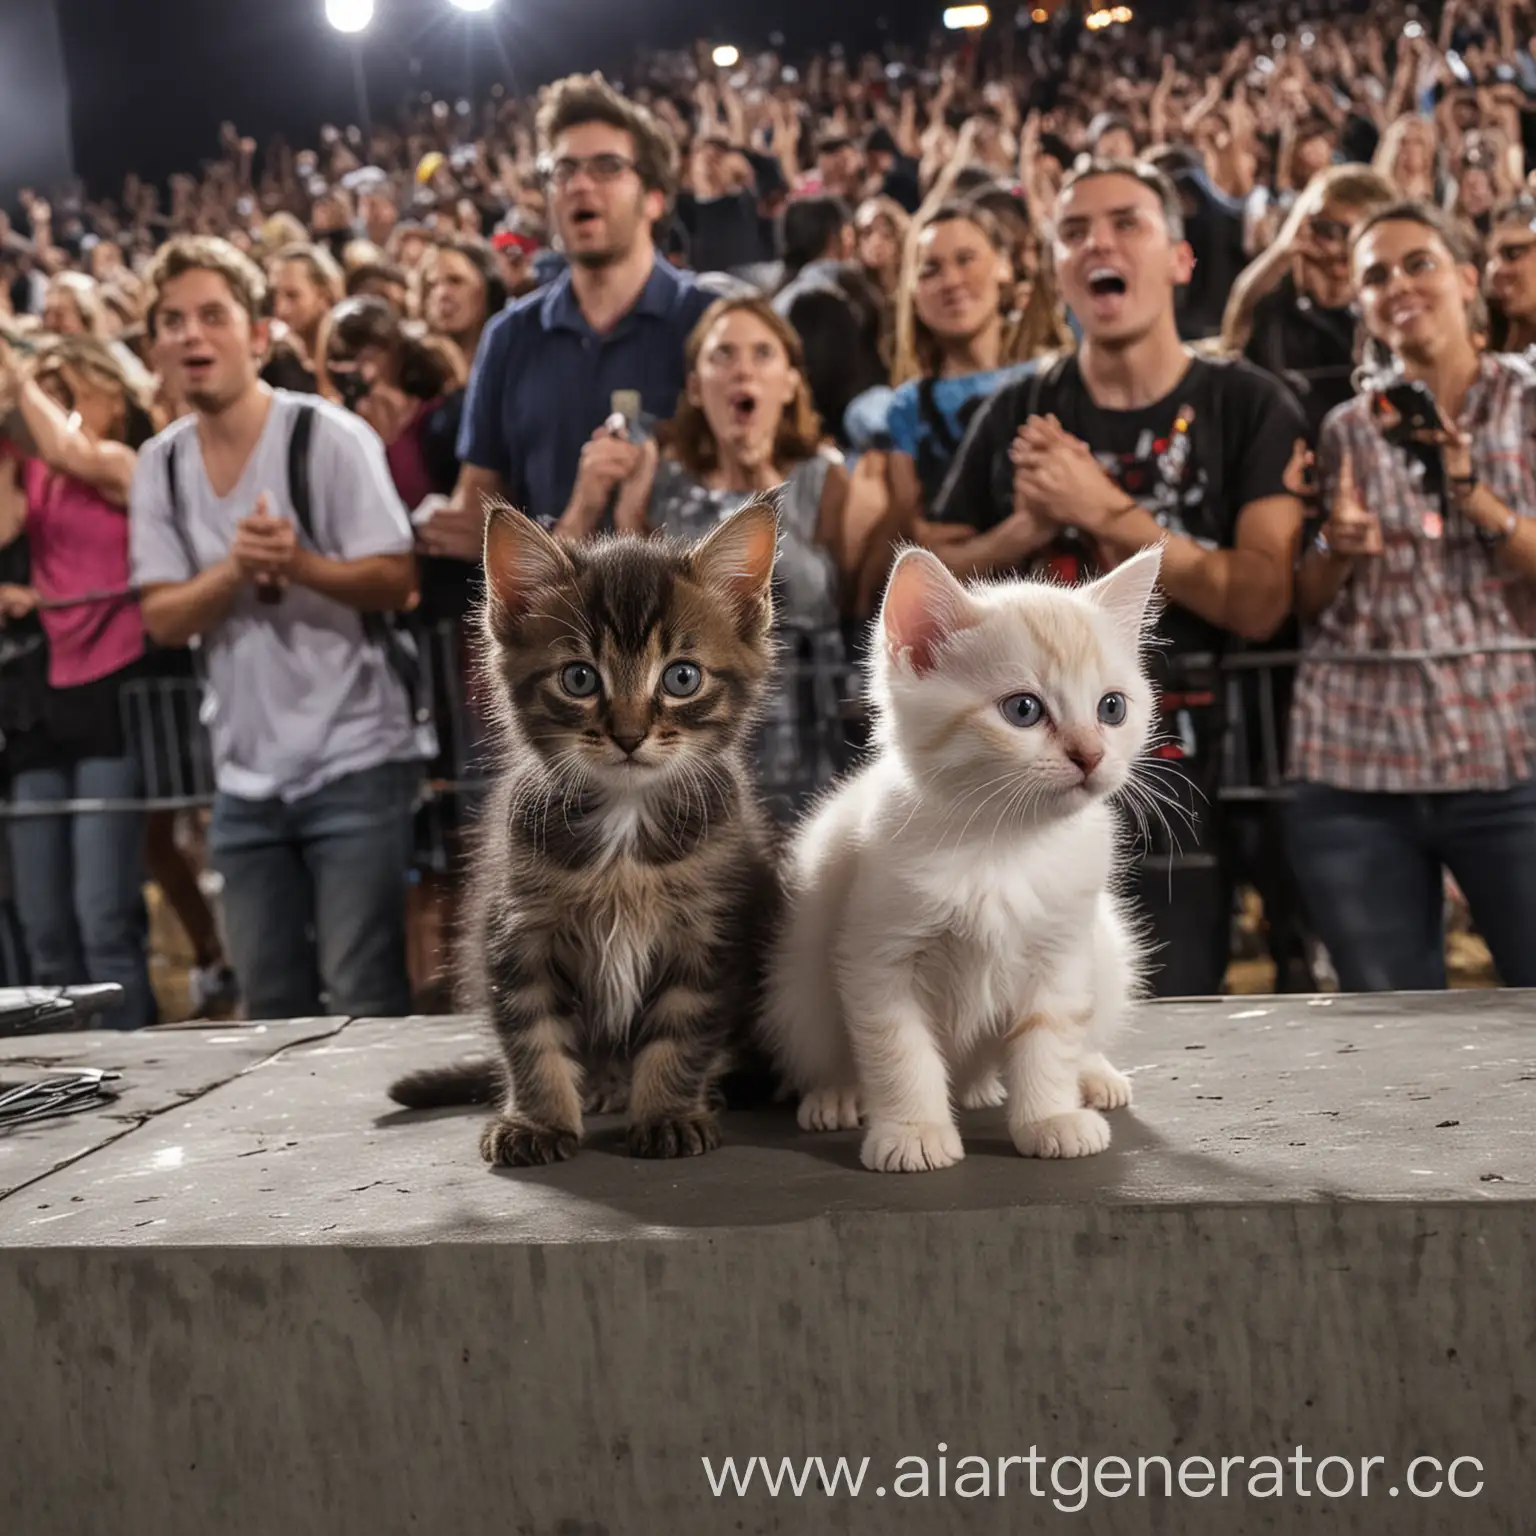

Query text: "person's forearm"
[140, 561, 244, 647]
[292, 549, 417, 612]
[932, 533, 1008, 580]
[1221, 242, 1293, 352]
[1295, 545, 1357, 622]
[551, 496, 604, 542]
[1097, 507, 1292, 641]
[1463, 487, 1536, 581]
[16, 378, 128, 501]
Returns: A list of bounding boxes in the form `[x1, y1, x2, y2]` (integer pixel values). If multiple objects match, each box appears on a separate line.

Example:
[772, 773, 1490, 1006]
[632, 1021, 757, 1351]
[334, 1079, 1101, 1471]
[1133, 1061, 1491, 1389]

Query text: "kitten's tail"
[387, 1059, 503, 1110]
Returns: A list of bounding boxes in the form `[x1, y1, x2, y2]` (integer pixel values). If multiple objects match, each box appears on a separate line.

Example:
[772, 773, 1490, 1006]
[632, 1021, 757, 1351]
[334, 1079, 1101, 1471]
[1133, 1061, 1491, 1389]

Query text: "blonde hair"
[1372, 116, 1439, 195]
[663, 297, 822, 477]
[271, 242, 345, 304]
[32, 335, 155, 446]
[892, 203, 1014, 387]
[45, 273, 108, 338]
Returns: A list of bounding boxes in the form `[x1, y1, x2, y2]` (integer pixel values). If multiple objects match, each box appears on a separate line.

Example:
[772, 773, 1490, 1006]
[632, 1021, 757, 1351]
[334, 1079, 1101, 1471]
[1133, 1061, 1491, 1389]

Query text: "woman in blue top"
[857, 201, 1038, 607]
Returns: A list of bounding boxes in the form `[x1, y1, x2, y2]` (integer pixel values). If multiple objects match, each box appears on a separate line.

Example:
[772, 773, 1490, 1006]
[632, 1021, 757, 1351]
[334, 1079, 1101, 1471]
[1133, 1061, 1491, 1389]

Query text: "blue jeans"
[210, 760, 420, 1019]
[1285, 780, 1536, 991]
[6, 757, 156, 1029]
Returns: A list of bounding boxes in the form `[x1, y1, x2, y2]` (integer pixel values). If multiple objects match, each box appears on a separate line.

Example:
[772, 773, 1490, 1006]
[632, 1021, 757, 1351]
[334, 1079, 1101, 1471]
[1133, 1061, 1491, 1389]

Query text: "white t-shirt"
[129, 390, 435, 802]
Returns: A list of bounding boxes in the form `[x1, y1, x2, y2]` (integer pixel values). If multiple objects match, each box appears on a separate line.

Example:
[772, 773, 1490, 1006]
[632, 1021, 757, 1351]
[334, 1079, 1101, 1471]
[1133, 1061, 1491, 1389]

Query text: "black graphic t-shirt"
[933, 353, 1306, 659]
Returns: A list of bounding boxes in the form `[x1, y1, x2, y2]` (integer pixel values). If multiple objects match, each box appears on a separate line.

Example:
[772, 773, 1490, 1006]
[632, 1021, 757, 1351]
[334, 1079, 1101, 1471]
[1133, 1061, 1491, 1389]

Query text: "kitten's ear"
[691, 497, 778, 631]
[1085, 543, 1163, 648]
[483, 502, 576, 625]
[880, 547, 980, 675]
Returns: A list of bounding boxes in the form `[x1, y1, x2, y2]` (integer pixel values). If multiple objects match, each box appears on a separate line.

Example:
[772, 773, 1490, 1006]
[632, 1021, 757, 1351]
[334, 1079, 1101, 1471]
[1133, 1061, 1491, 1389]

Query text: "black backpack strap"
[286, 402, 317, 546]
[1023, 350, 1073, 425]
[163, 439, 200, 574]
[281, 400, 431, 726]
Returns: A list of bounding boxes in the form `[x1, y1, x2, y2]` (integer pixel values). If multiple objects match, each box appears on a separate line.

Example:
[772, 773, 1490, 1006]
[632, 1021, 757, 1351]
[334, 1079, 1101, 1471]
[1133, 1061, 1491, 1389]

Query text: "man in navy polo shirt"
[422, 74, 712, 554]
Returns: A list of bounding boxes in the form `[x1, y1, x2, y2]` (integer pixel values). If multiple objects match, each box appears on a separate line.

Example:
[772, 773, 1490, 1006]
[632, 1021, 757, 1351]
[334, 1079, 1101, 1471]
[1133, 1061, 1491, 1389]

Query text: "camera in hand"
[1372, 378, 1445, 445]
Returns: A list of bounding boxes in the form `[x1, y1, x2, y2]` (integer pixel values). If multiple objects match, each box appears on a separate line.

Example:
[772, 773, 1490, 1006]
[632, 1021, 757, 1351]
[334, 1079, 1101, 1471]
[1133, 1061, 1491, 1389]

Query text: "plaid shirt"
[1289, 354, 1536, 792]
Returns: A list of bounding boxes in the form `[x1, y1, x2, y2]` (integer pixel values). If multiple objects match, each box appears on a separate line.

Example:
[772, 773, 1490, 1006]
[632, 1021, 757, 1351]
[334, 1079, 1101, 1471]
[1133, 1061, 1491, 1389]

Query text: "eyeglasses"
[1308, 215, 1353, 245]
[540, 153, 639, 188]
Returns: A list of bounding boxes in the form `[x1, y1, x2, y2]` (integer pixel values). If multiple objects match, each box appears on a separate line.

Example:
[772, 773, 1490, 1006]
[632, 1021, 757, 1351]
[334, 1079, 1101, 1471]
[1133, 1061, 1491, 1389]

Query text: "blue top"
[457, 256, 714, 522]
[885, 363, 1033, 474]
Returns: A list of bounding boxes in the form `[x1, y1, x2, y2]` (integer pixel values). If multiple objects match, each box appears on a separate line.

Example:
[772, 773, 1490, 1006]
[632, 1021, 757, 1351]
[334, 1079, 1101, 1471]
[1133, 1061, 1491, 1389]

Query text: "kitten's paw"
[480, 1116, 580, 1167]
[1012, 1109, 1110, 1160]
[860, 1120, 964, 1173]
[959, 1072, 1007, 1110]
[627, 1113, 722, 1159]
[798, 1086, 862, 1131]
[1079, 1060, 1133, 1111]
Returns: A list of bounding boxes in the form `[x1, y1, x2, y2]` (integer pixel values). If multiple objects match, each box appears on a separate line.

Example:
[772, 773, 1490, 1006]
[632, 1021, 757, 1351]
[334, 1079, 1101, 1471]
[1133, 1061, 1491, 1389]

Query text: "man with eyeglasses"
[1487, 195, 1536, 354]
[423, 74, 712, 558]
[1222, 167, 1397, 439]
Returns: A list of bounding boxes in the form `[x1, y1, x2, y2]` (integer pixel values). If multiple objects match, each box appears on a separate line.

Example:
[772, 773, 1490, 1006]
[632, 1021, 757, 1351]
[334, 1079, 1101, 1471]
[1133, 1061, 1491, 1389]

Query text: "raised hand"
[1322, 453, 1383, 558]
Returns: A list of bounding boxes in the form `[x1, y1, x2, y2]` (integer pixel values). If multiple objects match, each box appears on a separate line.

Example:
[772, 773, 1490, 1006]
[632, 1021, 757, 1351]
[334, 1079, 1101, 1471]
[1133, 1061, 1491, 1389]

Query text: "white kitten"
[763, 543, 1162, 1173]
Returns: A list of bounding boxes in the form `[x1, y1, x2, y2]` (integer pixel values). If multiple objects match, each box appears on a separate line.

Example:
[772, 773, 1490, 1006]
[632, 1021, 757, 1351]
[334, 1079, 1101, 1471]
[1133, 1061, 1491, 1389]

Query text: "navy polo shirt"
[457, 256, 714, 522]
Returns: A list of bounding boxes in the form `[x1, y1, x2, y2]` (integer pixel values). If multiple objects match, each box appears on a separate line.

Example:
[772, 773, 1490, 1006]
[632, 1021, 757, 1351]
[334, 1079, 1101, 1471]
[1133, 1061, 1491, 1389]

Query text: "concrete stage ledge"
[2, 992, 1534, 1535]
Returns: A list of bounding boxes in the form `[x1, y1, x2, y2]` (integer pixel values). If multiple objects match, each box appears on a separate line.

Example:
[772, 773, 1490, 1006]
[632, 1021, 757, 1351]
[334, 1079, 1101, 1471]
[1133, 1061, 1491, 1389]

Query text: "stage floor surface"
[2, 990, 1532, 1244]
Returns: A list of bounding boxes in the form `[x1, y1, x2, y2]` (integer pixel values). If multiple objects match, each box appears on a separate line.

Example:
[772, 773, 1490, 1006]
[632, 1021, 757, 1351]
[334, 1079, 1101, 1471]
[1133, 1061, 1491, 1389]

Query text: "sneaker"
[188, 963, 240, 1020]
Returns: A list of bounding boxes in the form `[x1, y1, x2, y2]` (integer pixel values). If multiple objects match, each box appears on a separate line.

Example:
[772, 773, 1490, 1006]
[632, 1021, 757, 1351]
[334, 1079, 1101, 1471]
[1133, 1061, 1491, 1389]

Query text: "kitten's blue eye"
[560, 663, 600, 698]
[661, 661, 703, 698]
[1098, 691, 1128, 726]
[1000, 693, 1045, 728]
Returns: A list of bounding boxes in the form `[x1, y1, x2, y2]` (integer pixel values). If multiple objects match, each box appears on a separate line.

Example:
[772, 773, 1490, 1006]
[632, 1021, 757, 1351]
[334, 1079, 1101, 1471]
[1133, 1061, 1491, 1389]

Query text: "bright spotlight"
[325, 0, 374, 32]
[712, 44, 740, 67]
[942, 5, 991, 29]
[449, 0, 496, 10]
[1031, 6, 1049, 19]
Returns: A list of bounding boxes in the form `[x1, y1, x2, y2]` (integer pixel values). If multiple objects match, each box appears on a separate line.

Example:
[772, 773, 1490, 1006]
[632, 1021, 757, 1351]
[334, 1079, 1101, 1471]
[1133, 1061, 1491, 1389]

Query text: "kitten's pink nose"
[613, 730, 647, 756]
[1066, 743, 1104, 778]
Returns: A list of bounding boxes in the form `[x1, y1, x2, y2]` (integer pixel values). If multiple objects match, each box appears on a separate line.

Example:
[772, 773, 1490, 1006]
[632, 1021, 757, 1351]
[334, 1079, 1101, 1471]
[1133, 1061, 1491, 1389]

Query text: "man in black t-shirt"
[933, 158, 1308, 998]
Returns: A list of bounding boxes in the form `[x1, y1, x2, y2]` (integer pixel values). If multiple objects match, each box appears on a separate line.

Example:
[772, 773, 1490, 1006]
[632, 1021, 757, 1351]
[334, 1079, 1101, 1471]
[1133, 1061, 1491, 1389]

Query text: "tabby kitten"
[388, 501, 781, 1164]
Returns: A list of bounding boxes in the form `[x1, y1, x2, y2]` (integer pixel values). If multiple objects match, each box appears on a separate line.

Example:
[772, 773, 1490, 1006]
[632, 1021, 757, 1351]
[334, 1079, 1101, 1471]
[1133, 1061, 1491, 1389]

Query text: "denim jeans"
[1285, 779, 1536, 991]
[210, 760, 420, 1019]
[6, 756, 156, 1029]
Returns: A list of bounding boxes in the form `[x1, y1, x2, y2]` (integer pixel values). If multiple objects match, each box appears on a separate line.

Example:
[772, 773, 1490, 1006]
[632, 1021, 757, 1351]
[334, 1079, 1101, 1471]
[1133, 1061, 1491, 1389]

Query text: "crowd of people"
[3, 0, 1536, 1027]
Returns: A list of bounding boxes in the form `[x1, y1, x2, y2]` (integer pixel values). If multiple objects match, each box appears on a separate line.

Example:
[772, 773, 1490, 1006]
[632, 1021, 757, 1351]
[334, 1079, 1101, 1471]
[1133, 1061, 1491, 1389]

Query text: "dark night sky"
[56, 0, 951, 193]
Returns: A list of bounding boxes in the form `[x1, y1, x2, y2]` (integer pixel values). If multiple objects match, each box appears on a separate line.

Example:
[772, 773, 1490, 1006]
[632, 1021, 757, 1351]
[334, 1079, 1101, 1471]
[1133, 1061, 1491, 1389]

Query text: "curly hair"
[663, 297, 822, 478]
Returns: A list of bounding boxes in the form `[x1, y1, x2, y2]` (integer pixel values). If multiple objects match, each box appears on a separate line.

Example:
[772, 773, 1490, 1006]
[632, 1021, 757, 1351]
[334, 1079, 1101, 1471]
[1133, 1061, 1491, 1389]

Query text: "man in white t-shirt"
[130, 236, 434, 1019]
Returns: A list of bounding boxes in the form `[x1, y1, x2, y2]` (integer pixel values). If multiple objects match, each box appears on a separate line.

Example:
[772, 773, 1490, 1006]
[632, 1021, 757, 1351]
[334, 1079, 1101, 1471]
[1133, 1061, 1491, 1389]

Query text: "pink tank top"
[24, 459, 145, 688]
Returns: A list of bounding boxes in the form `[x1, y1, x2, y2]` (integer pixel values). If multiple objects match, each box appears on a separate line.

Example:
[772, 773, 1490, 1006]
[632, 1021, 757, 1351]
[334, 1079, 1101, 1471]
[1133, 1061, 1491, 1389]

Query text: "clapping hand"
[1010, 416, 1132, 535]
[230, 492, 300, 594]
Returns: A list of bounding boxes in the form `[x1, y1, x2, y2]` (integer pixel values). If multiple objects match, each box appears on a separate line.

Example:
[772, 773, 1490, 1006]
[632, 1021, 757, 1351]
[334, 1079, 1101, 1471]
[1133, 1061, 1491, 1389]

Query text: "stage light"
[712, 44, 740, 67]
[325, 0, 373, 32]
[449, 0, 496, 10]
[943, 6, 991, 30]
[1031, 7, 1049, 19]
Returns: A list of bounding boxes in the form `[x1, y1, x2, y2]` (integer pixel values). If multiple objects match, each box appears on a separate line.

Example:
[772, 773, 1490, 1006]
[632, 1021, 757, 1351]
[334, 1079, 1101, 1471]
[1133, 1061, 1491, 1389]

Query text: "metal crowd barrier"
[3, 629, 1535, 825]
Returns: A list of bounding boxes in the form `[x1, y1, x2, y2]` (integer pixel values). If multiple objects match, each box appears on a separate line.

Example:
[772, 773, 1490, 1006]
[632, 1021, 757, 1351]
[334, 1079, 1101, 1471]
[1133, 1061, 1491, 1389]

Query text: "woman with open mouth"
[598, 296, 881, 819]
